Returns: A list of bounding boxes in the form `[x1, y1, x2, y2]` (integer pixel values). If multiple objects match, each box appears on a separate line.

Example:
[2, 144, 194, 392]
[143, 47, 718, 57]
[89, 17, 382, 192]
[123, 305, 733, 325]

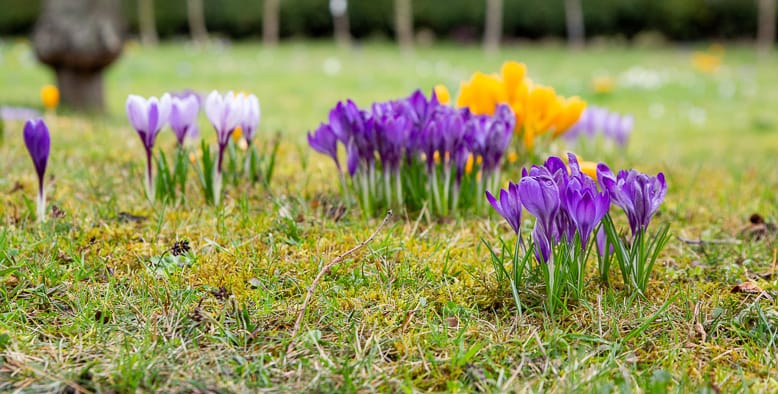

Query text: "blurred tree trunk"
[138, 0, 158, 46]
[757, 0, 776, 57]
[395, 0, 413, 52]
[330, 0, 351, 48]
[187, 0, 209, 45]
[263, 0, 281, 47]
[33, 0, 124, 113]
[565, 0, 585, 50]
[483, 0, 503, 54]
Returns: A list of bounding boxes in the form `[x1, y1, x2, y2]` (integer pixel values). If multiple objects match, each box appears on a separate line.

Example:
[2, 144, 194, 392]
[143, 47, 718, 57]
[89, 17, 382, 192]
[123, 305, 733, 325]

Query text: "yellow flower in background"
[444, 60, 586, 151]
[591, 76, 615, 94]
[691, 45, 723, 74]
[578, 160, 598, 180]
[41, 84, 59, 110]
[552, 96, 586, 137]
[232, 126, 243, 142]
[522, 85, 561, 149]
[456, 71, 506, 115]
[434, 84, 451, 105]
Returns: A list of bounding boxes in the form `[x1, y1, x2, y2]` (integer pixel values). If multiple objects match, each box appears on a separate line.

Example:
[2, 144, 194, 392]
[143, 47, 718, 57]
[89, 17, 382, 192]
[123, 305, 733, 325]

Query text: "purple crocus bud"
[126, 93, 172, 152]
[169, 94, 200, 146]
[240, 94, 261, 145]
[485, 182, 522, 234]
[597, 163, 667, 235]
[205, 90, 246, 205]
[519, 174, 560, 237]
[596, 227, 613, 256]
[126, 93, 172, 201]
[329, 100, 365, 143]
[346, 139, 360, 176]
[563, 176, 610, 247]
[308, 123, 341, 172]
[205, 91, 244, 150]
[533, 222, 553, 263]
[479, 104, 515, 174]
[23, 118, 50, 222]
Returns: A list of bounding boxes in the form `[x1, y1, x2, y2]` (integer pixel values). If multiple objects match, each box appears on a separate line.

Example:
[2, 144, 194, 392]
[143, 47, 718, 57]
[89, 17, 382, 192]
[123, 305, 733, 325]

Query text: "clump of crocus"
[40, 84, 60, 113]
[435, 61, 586, 154]
[204, 91, 245, 205]
[23, 118, 51, 222]
[309, 89, 516, 217]
[564, 105, 634, 149]
[485, 153, 667, 315]
[126, 94, 172, 201]
[597, 163, 669, 294]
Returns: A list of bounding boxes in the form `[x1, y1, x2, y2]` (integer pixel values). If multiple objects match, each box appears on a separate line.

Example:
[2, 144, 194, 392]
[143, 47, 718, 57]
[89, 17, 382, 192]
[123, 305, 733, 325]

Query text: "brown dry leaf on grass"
[730, 281, 774, 301]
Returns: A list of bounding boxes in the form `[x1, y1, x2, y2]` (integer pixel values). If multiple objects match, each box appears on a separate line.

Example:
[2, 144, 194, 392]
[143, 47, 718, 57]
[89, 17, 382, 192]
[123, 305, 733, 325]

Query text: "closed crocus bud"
[485, 181, 522, 235]
[519, 174, 560, 234]
[23, 118, 51, 222]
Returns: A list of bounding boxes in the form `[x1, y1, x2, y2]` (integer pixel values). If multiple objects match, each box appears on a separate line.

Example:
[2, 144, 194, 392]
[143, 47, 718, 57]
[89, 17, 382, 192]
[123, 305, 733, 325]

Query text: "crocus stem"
[36, 179, 46, 223]
[144, 146, 154, 201]
[243, 143, 252, 176]
[214, 143, 227, 205]
[443, 163, 451, 216]
[360, 170, 371, 218]
[383, 170, 392, 208]
[394, 171, 403, 209]
[451, 182, 460, 213]
[431, 165, 441, 215]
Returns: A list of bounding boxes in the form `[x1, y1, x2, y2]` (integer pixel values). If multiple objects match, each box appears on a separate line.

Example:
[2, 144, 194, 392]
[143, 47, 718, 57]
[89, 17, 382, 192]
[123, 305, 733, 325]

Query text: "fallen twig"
[287, 209, 393, 354]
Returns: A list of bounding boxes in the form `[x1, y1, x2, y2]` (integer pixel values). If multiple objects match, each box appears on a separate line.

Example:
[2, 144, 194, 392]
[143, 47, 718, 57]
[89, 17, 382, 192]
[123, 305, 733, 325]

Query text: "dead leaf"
[731, 281, 764, 294]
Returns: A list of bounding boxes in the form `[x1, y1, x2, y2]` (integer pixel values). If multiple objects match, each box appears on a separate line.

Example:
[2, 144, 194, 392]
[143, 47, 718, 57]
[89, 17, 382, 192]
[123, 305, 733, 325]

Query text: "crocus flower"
[308, 123, 341, 172]
[205, 90, 245, 205]
[485, 182, 522, 234]
[240, 94, 261, 146]
[519, 173, 560, 261]
[169, 94, 200, 147]
[126, 93, 172, 201]
[562, 176, 610, 247]
[23, 118, 51, 222]
[597, 164, 667, 235]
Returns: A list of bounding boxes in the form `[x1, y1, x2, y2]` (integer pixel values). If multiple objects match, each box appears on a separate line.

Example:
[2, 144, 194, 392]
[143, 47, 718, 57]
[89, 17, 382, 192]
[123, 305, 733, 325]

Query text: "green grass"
[1, 39, 777, 392]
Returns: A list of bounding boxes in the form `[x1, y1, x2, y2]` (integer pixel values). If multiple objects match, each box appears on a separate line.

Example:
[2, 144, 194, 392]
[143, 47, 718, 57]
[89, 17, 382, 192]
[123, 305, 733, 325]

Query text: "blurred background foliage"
[0, 0, 767, 42]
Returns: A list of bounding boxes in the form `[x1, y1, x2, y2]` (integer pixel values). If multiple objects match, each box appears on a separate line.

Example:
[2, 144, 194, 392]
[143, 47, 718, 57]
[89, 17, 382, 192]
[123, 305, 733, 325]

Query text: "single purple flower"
[329, 100, 366, 143]
[205, 90, 246, 204]
[240, 94, 261, 145]
[169, 94, 200, 146]
[126, 93, 172, 201]
[477, 104, 515, 175]
[485, 182, 522, 234]
[519, 174, 560, 241]
[597, 164, 667, 235]
[308, 123, 341, 172]
[23, 118, 50, 222]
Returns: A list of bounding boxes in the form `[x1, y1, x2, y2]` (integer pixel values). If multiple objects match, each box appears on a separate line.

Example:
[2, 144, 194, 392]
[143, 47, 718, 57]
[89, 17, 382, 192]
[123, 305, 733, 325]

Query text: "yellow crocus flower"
[41, 84, 59, 110]
[522, 85, 562, 149]
[552, 96, 586, 137]
[434, 84, 451, 105]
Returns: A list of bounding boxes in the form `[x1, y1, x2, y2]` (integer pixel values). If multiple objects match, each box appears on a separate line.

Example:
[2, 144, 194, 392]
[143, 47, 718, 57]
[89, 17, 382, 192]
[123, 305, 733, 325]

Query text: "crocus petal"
[23, 118, 51, 179]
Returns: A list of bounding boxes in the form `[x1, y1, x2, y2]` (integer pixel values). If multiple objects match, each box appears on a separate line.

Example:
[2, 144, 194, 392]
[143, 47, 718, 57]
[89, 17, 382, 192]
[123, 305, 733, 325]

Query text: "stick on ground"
[286, 209, 393, 354]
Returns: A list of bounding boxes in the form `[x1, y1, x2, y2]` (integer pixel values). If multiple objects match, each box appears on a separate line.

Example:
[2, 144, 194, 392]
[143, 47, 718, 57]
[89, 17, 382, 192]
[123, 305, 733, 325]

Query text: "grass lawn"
[1, 39, 777, 392]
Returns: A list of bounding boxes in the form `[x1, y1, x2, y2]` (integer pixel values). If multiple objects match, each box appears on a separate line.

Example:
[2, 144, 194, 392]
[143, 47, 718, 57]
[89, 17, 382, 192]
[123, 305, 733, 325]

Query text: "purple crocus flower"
[205, 90, 245, 204]
[603, 113, 634, 147]
[240, 94, 261, 145]
[308, 123, 341, 172]
[562, 176, 610, 247]
[519, 173, 561, 262]
[329, 100, 366, 144]
[169, 94, 200, 147]
[23, 118, 50, 222]
[597, 164, 667, 235]
[474, 104, 515, 176]
[126, 93, 172, 201]
[485, 182, 522, 235]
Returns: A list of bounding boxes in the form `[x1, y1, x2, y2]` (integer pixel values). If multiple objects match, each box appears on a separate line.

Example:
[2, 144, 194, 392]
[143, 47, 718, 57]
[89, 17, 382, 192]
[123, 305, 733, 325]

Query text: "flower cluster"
[486, 153, 668, 314]
[308, 89, 515, 217]
[435, 61, 586, 152]
[126, 90, 270, 205]
[564, 106, 634, 148]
